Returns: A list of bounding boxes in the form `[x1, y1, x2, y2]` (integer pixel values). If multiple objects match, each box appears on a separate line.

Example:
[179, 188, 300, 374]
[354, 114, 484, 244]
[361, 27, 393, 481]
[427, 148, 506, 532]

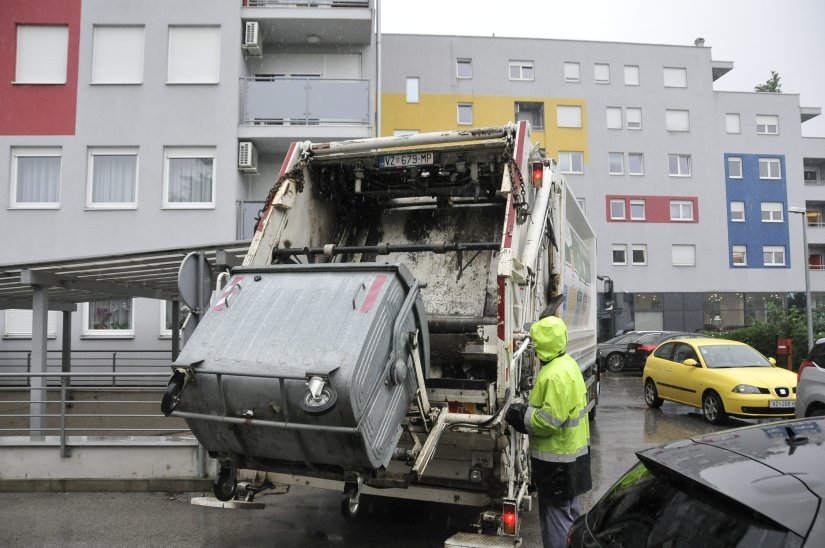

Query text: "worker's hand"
[505, 403, 528, 434]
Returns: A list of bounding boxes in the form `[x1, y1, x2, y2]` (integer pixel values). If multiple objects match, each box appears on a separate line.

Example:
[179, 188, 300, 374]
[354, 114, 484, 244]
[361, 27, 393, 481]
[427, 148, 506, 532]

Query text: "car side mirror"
[683, 358, 699, 367]
[768, 357, 777, 366]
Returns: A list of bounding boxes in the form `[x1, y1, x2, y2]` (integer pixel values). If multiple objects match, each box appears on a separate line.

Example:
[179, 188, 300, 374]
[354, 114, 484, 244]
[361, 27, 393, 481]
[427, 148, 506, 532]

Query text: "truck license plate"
[378, 152, 434, 168]
[769, 400, 795, 408]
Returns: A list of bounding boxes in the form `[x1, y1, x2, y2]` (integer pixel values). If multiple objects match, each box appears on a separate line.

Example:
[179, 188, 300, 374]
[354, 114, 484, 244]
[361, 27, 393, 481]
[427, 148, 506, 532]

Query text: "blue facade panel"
[724, 153, 790, 269]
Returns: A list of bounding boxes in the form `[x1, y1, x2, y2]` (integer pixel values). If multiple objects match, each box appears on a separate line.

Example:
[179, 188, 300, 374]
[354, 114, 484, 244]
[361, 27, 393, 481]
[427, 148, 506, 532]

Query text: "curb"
[0, 478, 213, 493]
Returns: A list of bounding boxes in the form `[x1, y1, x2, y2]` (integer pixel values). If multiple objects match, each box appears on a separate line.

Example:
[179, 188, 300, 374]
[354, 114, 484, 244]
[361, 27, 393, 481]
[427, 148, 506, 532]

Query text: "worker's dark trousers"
[538, 493, 580, 548]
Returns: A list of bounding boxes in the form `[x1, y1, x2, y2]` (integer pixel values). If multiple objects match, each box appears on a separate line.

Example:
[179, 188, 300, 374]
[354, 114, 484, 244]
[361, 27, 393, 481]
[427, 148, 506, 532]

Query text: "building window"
[92, 26, 145, 84]
[665, 109, 690, 132]
[457, 103, 473, 125]
[563, 62, 580, 82]
[608, 153, 624, 175]
[670, 200, 694, 221]
[556, 105, 582, 128]
[761, 202, 784, 222]
[610, 199, 626, 220]
[626, 107, 642, 130]
[758, 158, 781, 179]
[763, 246, 785, 266]
[728, 157, 743, 178]
[406, 77, 419, 103]
[672, 245, 696, 266]
[15, 25, 69, 84]
[624, 65, 640, 86]
[726, 113, 741, 134]
[456, 58, 472, 79]
[4, 310, 58, 339]
[577, 198, 586, 212]
[83, 299, 134, 338]
[559, 151, 583, 174]
[631, 244, 648, 265]
[732, 245, 747, 266]
[509, 60, 534, 81]
[612, 244, 627, 265]
[515, 102, 544, 130]
[663, 67, 687, 88]
[167, 26, 221, 84]
[805, 169, 819, 183]
[11, 147, 61, 208]
[756, 114, 779, 135]
[606, 107, 622, 129]
[163, 147, 216, 208]
[160, 301, 191, 339]
[668, 154, 691, 177]
[630, 200, 646, 220]
[87, 148, 138, 209]
[730, 201, 745, 222]
[628, 153, 644, 175]
[594, 63, 610, 84]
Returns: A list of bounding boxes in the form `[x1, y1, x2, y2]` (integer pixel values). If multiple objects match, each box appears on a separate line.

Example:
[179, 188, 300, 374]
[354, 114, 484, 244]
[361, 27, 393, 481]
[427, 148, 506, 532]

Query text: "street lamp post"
[789, 207, 815, 352]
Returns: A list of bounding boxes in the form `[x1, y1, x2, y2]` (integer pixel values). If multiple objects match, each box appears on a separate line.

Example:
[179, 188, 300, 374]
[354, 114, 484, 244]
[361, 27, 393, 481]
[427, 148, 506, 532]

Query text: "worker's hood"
[530, 316, 568, 363]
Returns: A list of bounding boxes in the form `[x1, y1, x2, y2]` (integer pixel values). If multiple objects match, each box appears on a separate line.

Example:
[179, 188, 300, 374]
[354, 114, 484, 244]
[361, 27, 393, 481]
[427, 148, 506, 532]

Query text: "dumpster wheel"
[299, 385, 338, 415]
[340, 483, 361, 519]
[214, 465, 238, 502]
[161, 370, 186, 416]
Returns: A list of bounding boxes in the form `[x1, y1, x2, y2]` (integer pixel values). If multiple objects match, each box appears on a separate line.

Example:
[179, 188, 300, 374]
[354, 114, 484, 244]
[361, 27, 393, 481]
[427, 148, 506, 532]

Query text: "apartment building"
[2, 2, 823, 350]
[0, 0, 375, 353]
[380, 34, 823, 337]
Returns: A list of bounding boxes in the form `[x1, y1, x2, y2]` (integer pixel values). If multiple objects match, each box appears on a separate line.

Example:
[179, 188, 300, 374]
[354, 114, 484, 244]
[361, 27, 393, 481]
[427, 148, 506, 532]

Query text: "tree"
[754, 71, 782, 93]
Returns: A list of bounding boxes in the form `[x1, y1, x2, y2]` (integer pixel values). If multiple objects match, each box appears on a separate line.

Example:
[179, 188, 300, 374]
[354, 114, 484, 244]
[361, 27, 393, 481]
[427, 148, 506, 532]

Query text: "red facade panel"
[605, 195, 699, 223]
[0, 0, 80, 135]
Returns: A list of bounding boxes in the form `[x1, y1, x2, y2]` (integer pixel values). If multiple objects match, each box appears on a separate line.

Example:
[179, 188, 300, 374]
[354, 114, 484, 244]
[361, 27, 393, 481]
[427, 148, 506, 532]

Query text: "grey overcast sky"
[380, 0, 825, 137]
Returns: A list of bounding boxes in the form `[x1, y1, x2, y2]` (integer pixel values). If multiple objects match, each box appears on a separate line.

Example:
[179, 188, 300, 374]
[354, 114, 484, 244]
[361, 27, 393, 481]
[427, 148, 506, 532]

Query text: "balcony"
[239, 77, 372, 150]
[242, 0, 372, 46]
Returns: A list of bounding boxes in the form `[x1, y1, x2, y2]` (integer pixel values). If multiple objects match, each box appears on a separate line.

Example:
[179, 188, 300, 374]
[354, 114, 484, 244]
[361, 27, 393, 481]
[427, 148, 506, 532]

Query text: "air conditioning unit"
[242, 21, 262, 57]
[238, 141, 258, 173]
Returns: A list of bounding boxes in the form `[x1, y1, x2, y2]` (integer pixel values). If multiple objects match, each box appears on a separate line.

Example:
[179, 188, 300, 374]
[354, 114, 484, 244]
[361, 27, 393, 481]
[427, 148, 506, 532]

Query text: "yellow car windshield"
[698, 345, 772, 369]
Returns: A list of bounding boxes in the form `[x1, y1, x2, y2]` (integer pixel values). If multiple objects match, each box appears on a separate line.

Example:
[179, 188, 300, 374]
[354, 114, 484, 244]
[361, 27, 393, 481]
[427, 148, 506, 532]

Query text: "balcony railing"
[805, 178, 825, 186]
[244, 0, 369, 7]
[240, 77, 370, 126]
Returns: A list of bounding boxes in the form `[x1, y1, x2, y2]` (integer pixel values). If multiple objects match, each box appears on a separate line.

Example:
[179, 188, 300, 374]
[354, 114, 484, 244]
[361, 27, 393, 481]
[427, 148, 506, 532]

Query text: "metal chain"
[503, 131, 530, 225]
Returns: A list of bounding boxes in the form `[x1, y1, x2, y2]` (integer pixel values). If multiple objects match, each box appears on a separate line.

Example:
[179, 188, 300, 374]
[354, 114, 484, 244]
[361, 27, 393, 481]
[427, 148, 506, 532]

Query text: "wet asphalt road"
[0, 373, 761, 547]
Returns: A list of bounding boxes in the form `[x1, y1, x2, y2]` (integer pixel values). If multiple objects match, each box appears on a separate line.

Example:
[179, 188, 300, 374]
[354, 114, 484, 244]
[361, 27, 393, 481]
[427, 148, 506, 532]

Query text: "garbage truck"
[162, 121, 598, 544]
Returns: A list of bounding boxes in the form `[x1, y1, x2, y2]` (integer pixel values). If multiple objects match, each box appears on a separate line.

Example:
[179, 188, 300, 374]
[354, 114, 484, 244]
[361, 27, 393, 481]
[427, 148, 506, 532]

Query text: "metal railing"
[0, 349, 171, 387]
[245, 0, 369, 7]
[804, 178, 825, 186]
[240, 77, 370, 126]
[0, 371, 188, 458]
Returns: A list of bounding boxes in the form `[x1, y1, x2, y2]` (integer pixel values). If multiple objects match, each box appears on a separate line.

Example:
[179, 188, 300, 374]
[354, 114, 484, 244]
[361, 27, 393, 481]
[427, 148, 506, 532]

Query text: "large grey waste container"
[170, 262, 429, 472]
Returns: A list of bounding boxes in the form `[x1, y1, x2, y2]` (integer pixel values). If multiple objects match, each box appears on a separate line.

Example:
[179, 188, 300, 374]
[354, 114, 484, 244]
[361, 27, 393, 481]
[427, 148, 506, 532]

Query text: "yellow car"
[643, 338, 797, 424]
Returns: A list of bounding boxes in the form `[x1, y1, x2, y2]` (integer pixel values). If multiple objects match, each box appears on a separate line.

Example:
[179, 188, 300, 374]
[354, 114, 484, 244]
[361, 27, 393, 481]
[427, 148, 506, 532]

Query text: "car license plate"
[378, 152, 434, 168]
[769, 400, 795, 408]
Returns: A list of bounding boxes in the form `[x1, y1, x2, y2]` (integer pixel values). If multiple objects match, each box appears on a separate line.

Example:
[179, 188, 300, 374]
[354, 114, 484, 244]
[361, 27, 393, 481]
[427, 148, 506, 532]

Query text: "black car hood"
[637, 418, 824, 537]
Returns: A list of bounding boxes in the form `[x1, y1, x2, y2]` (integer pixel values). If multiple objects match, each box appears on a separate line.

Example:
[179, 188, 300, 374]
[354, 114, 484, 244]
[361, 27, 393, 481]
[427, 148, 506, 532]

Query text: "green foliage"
[703, 302, 824, 371]
[754, 71, 782, 93]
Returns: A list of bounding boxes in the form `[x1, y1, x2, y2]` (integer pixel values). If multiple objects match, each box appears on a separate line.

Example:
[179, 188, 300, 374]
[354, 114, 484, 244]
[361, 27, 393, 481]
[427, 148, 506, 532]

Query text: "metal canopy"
[0, 241, 251, 311]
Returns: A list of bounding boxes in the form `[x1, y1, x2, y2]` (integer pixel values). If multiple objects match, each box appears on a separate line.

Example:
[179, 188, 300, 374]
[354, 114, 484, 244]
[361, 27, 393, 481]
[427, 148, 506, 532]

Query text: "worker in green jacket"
[505, 315, 592, 548]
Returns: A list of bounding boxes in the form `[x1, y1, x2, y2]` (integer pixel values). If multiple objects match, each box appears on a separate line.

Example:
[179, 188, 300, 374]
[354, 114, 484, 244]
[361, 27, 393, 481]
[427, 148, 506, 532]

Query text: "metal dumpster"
[168, 262, 429, 472]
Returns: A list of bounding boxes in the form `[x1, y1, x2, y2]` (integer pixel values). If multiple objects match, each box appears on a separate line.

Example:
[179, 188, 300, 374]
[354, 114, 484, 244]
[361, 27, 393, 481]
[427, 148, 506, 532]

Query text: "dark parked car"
[568, 416, 825, 547]
[597, 331, 658, 372]
[797, 337, 825, 418]
[624, 331, 709, 370]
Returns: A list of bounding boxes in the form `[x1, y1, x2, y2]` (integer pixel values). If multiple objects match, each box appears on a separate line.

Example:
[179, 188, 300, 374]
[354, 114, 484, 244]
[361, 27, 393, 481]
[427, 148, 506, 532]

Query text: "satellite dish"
[177, 252, 213, 311]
